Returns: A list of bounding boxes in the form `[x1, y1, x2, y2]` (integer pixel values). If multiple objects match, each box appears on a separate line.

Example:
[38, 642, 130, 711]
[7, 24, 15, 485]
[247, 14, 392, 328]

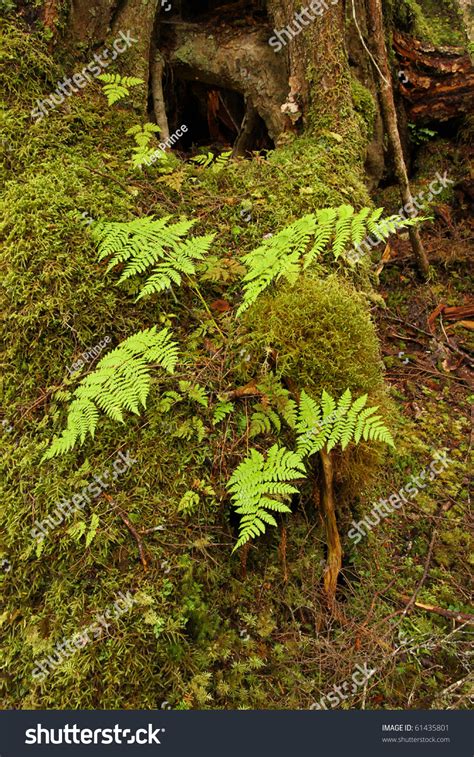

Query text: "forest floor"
[1, 19, 472, 711]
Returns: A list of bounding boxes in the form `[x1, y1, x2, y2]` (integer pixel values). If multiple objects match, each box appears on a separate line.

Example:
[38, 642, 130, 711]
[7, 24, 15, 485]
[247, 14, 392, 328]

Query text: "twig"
[83, 166, 133, 194]
[106, 495, 148, 571]
[398, 595, 474, 625]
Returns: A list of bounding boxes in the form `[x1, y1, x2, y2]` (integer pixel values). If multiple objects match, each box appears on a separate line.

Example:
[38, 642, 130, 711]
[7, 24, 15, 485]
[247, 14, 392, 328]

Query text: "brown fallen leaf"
[210, 299, 231, 313]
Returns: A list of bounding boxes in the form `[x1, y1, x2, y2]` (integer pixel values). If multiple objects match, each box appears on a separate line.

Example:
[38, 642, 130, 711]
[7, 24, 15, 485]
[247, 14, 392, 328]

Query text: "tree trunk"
[366, 0, 430, 280]
[318, 448, 342, 608]
[268, 0, 357, 134]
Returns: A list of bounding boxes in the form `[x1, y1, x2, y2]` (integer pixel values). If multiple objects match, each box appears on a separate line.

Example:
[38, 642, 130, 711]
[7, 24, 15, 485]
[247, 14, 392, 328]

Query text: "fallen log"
[394, 32, 474, 122]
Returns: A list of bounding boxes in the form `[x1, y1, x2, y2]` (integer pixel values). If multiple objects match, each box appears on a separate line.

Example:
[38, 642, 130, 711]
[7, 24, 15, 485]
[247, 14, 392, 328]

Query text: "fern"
[190, 150, 231, 172]
[97, 73, 144, 105]
[212, 150, 232, 173]
[127, 123, 161, 168]
[249, 404, 281, 437]
[178, 490, 200, 515]
[237, 205, 426, 313]
[91, 216, 215, 300]
[191, 152, 214, 168]
[212, 400, 234, 425]
[237, 214, 316, 315]
[332, 204, 354, 259]
[43, 327, 178, 460]
[256, 375, 297, 429]
[178, 380, 208, 407]
[173, 417, 206, 443]
[295, 389, 394, 456]
[227, 445, 306, 550]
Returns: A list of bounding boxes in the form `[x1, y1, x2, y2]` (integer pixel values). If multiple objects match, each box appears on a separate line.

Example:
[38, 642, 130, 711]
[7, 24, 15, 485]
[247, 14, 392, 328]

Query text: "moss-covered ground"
[0, 16, 472, 710]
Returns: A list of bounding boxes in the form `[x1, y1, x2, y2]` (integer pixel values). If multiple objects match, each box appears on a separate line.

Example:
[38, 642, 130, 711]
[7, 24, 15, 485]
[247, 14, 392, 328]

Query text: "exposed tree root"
[318, 449, 343, 610]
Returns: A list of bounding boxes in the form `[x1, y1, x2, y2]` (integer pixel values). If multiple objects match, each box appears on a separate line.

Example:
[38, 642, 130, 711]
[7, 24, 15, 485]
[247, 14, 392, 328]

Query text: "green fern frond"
[91, 216, 214, 299]
[238, 205, 428, 312]
[178, 490, 200, 515]
[366, 207, 385, 234]
[303, 207, 337, 268]
[191, 152, 214, 168]
[42, 327, 178, 460]
[249, 405, 281, 437]
[237, 214, 316, 315]
[295, 390, 328, 456]
[212, 150, 232, 172]
[350, 207, 371, 247]
[97, 73, 143, 104]
[332, 205, 354, 259]
[295, 389, 394, 457]
[173, 417, 206, 442]
[228, 445, 306, 550]
[178, 380, 208, 407]
[212, 400, 234, 425]
[256, 375, 297, 429]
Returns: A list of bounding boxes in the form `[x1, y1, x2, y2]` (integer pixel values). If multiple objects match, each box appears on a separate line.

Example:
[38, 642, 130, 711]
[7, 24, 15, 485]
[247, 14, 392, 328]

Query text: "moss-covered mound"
[240, 275, 386, 401]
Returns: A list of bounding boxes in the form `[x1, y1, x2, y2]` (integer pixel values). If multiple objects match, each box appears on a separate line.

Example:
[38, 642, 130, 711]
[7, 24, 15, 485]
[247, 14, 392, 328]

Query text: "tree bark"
[267, 0, 356, 134]
[161, 21, 289, 141]
[367, 0, 430, 280]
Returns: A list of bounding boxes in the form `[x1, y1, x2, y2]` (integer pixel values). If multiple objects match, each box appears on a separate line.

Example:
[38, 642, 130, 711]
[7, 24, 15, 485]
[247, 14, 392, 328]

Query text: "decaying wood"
[428, 302, 474, 333]
[151, 52, 170, 141]
[161, 21, 289, 141]
[394, 32, 474, 122]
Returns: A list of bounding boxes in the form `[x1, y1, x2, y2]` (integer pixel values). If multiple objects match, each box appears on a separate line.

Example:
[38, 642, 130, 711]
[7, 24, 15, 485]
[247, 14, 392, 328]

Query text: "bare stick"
[367, 0, 430, 279]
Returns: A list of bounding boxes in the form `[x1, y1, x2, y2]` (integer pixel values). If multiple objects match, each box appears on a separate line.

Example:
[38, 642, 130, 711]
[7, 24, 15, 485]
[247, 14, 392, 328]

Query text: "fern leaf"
[303, 207, 337, 268]
[178, 380, 208, 407]
[212, 400, 234, 425]
[97, 74, 143, 105]
[332, 205, 355, 259]
[228, 445, 305, 551]
[295, 389, 394, 457]
[43, 327, 178, 460]
[237, 215, 316, 315]
[92, 215, 214, 299]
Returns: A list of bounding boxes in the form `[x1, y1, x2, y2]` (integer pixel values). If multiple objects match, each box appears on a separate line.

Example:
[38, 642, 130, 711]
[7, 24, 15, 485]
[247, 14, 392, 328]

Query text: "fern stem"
[318, 448, 343, 609]
[188, 278, 225, 339]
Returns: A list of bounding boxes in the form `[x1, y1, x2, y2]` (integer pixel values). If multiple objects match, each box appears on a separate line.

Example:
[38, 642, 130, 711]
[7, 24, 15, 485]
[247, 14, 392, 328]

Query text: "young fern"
[237, 214, 317, 315]
[229, 387, 394, 554]
[190, 150, 232, 172]
[127, 123, 161, 168]
[227, 445, 306, 550]
[97, 74, 144, 105]
[42, 327, 178, 460]
[295, 388, 394, 457]
[91, 216, 215, 300]
[237, 205, 425, 314]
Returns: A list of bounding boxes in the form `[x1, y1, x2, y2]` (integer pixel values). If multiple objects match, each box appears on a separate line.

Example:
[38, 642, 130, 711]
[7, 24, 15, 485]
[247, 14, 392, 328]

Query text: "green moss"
[387, 0, 467, 47]
[240, 275, 386, 400]
[2, 15, 471, 713]
[350, 77, 377, 139]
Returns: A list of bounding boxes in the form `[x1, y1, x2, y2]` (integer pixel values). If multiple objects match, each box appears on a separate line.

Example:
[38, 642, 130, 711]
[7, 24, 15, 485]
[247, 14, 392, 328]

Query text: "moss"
[350, 77, 377, 139]
[387, 0, 467, 47]
[240, 275, 386, 400]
